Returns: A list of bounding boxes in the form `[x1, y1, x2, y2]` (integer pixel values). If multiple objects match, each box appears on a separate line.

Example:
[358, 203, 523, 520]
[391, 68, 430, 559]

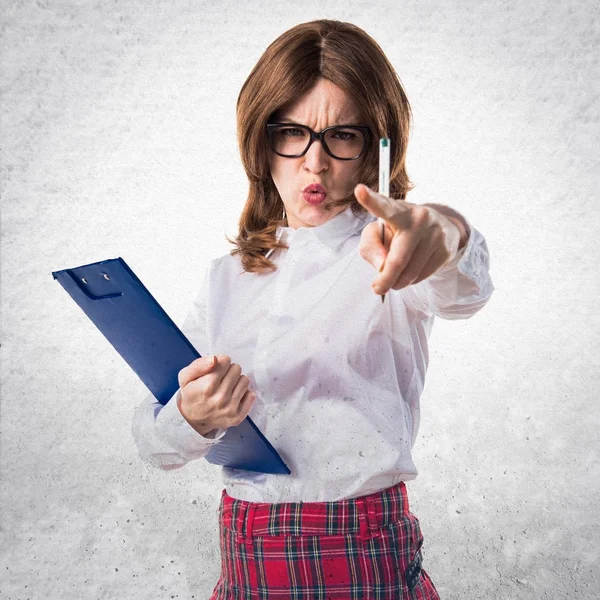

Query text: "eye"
[280, 127, 305, 137]
[332, 130, 357, 141]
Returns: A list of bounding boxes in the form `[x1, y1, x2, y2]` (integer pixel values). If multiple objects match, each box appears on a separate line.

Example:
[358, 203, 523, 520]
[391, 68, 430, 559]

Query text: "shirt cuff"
[156, 389, 228, 452]
[402, 217, 494, 320]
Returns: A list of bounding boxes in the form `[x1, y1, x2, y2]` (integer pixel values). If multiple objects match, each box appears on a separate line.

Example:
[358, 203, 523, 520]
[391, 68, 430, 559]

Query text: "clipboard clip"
[62, 268, 124, 301]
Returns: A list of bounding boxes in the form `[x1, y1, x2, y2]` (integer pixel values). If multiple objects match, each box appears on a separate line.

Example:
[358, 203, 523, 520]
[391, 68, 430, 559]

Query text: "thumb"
[203, 354, 217, 368]
[360, 221, 388, 272]
[179, 354, 216, 388]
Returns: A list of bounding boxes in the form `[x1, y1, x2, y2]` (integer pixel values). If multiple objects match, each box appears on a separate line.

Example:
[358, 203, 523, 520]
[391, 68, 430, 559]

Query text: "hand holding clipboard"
[52, 257, 290, 475]
[177, 353, 257, 438]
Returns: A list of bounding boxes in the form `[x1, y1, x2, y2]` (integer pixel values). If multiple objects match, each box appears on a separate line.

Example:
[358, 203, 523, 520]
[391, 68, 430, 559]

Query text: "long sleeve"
[131, 261, 227, 470]
[403, 221, 495, 320]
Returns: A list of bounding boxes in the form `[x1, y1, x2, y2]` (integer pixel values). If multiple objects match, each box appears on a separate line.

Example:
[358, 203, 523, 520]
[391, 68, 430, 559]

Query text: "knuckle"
[200, 379, 217, 398]
[415, 205, 430, 219]
[230, 362, 242, 374]
[211, 390, 227, 405]
[227, 409, 244, 425]
[420, 204, 435, 219]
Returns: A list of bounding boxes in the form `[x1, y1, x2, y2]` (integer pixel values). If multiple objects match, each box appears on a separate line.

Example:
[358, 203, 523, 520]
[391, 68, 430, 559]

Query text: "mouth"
[302, 183, 328, 206]
[303, 183, 327, 194]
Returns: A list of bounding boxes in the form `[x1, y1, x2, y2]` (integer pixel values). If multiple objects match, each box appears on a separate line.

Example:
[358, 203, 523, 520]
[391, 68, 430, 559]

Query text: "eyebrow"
[278, 116, 362, 125]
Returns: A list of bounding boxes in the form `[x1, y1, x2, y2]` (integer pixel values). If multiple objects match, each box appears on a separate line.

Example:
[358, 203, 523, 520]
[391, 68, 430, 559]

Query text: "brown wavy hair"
[227, 19, 415, 273]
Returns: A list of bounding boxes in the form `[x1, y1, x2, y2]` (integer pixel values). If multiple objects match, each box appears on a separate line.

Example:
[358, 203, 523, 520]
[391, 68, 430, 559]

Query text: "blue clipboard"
[52, 257, 291, 475]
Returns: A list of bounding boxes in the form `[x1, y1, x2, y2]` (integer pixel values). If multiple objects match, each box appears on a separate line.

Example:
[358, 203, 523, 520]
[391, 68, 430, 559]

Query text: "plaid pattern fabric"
[209, 481, 440, 599]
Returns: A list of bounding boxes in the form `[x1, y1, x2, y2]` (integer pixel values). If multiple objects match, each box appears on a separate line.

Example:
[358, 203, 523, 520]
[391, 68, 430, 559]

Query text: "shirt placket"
[253, 232, 303, 395]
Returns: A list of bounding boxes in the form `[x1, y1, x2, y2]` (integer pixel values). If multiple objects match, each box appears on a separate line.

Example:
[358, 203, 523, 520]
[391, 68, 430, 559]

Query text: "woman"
[132, 19, 494, 599]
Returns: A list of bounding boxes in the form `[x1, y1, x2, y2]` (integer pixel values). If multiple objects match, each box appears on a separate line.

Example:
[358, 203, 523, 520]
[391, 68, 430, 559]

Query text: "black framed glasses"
[266, 123, 373, 161]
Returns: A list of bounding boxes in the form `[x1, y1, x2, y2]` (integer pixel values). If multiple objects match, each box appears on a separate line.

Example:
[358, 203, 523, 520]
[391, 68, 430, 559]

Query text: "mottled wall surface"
[1, 1, 598, 598]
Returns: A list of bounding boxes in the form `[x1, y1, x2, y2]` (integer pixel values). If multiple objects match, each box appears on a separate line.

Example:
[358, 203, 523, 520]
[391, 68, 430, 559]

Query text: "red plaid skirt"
[209, 481, 440, 599]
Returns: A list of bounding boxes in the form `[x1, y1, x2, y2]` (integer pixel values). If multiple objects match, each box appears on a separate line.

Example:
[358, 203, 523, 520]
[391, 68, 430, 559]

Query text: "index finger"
[354, 183, 409, 222]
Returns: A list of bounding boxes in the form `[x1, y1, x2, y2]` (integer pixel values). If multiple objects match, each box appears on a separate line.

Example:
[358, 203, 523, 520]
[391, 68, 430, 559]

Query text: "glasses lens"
[324, 127, 366, 159]
[270, 126, 366, 159]
[271, 126, 310, 157]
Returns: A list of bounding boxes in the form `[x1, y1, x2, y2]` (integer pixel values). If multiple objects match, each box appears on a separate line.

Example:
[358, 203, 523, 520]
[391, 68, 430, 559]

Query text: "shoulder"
[207, 252, 246, 281]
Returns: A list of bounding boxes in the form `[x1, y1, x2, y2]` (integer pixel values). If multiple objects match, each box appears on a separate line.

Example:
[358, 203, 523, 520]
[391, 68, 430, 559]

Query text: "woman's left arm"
[354, 184, 495, 320]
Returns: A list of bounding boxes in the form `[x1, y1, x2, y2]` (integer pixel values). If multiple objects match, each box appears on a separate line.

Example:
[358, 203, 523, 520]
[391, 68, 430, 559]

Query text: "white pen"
[378, 137, 390, 304]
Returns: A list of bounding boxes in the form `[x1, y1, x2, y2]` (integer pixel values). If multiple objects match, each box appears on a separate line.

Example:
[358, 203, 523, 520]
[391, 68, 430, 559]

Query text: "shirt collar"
[275, 205, 377, 250]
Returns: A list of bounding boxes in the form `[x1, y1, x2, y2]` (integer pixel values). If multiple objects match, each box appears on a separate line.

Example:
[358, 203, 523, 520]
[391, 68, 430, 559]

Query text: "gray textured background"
[1, 1, 599, 598]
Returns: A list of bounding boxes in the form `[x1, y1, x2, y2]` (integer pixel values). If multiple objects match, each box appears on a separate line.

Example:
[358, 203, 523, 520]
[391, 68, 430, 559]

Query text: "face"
[268, 78, 366, 229]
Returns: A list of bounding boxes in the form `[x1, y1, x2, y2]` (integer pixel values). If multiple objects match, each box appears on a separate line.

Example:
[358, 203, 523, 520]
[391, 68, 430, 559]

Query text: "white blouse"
[131, 205, 495, 502]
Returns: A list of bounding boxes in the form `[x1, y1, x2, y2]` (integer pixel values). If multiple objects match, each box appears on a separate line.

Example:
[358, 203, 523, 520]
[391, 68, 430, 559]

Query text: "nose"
[302, 138, 329, 174]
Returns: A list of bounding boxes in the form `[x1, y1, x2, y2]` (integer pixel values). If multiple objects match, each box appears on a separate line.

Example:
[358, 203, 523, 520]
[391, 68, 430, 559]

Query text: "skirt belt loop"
[366, 495, 381, 538]
[356, 498, 371, 542]
[243, 503, 257, 549]
[234, 501, 248, 544]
